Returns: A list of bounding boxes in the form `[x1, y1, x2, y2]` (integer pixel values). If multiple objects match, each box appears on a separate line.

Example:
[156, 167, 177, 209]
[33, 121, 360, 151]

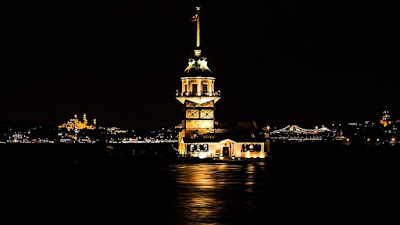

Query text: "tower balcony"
[176, 90, 221, 97]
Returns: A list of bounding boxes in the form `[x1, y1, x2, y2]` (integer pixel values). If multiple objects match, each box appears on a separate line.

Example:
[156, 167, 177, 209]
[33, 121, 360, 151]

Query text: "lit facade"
[58, 113, 96, 140]
[175, 6, 269, 159]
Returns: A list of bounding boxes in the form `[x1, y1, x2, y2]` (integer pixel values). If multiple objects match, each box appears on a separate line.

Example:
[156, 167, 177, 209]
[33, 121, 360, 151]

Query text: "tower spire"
[185, 5, 211, 73]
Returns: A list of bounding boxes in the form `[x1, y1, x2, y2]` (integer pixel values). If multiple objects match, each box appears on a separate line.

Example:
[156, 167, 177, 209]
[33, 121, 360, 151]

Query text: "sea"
[1, 142, 399, 224]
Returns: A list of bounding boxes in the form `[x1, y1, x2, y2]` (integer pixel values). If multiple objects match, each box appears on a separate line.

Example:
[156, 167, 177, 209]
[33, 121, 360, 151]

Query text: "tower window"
[192, 84, 198, 94]
[202, 83, 207, 94]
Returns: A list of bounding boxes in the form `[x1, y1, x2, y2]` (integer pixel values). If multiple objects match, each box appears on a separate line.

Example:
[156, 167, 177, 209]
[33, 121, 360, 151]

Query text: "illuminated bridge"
[269, 125, 335, 142]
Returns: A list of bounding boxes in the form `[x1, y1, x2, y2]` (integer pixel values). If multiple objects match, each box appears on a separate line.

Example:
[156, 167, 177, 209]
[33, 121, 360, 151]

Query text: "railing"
[176, 90, 221, 97]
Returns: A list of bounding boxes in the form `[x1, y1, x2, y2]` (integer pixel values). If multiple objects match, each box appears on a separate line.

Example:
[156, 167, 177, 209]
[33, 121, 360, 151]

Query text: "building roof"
[215, 121, 259, 130]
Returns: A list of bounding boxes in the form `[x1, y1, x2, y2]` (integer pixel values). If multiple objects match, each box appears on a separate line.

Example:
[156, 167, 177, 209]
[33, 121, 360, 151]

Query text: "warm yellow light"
[194, 50, 201, 57]
[199, 152, 207, 159]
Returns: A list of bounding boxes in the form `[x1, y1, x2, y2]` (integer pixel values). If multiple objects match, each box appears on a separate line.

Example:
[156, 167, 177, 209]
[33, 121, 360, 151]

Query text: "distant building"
[58, 113, 96, 140]
[58, 113, 96, 131]
[380, 106, 392, 127]
[175, 6, 269, 159]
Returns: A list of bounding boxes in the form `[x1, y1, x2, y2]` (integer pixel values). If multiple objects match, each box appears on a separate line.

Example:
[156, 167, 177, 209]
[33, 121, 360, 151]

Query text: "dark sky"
[0, 0, 397, 128]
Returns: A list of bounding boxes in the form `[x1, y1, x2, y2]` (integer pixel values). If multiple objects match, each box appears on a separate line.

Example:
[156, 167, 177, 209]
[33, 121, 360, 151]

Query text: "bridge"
[270, 125, 331, 135]
[269, 125, 335, 142]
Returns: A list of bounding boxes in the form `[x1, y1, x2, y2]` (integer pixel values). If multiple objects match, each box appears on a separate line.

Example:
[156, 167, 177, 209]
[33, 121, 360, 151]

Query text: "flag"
[191, 14, 198, 22]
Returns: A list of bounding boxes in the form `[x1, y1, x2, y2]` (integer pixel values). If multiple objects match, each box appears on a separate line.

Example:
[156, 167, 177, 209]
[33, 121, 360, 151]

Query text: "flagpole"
[196, 7, 200, 48]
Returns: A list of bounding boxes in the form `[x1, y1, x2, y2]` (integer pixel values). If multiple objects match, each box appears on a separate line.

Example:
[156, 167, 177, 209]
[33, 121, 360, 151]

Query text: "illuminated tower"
[380, 106, 392, 127]
[176, 6, 221, 155]
[83, 113, 87, 125]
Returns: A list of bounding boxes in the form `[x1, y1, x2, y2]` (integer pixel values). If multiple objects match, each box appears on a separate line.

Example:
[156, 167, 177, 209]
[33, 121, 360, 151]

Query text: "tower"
[83, 113, 87, 125]
[176, 6, 221, 155]
[380, 106, 392, 127]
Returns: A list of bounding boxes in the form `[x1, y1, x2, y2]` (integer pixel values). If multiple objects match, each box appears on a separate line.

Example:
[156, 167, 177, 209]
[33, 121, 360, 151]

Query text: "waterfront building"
[175, 6, 269, 159]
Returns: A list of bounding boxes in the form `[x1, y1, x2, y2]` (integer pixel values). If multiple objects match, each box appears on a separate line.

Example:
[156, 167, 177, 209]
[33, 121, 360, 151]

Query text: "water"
[1, 143, 400, 223]
[172, 163, 268, 225]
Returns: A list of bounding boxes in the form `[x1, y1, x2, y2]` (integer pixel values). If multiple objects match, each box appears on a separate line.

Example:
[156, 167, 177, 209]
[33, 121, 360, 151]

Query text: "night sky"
[0, 0, 396, 128]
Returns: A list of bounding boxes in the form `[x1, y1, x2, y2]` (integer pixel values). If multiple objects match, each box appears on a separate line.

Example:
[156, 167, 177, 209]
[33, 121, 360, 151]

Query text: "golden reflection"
[173, 163, 266, 224]
[175, 164, 223, 224]
[177, 165, 217, 189]
[245, 164, 255, 193]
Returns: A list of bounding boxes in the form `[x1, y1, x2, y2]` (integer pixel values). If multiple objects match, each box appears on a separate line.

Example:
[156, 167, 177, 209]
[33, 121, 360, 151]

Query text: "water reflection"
[172, 163, 267, 225]
[245, 164, 255, 193]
